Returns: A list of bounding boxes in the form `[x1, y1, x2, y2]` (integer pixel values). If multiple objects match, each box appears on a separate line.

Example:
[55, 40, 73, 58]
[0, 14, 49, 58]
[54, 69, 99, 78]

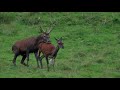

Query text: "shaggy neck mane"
[52, 45, 60, 58]
[35, 35, 43, 46]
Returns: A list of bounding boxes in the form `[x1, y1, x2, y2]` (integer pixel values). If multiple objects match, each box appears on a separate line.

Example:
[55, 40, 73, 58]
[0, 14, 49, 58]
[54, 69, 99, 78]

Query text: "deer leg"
[46, 57, 49, 71]
[49, 58, 55, 71]
[38, 50, 43, 69]
[34, 52, 39, 68]
[26, 50, 29, 67]
[39, 55, 45, 69]
[21, 55, 27, 66]
[53, 59, 55, 71]
[13, 54, 18, 66]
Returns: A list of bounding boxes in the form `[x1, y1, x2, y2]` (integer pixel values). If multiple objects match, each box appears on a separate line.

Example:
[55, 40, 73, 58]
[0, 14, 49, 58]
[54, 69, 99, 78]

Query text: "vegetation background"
[0, 12, 120, 78]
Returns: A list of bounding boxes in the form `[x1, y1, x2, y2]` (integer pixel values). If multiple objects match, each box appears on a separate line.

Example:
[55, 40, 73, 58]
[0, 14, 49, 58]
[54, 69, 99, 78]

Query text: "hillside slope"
[0, 12, 120, 78]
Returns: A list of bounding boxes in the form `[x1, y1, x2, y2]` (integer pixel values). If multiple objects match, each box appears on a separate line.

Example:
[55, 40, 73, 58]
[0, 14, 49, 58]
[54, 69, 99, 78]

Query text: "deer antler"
[60, 37, 63, 40]
[54, 37, 58, 41]
[38, 15, 57, 34]
[39, 24, 45, 33]
[38, 17, 46, 33]
[47, 17, 57, 34]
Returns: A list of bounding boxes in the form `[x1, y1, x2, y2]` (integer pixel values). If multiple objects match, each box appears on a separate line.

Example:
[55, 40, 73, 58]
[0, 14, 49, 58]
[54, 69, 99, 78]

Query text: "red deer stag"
[12, 22, 55, 67]
[38, 37, 64, 71]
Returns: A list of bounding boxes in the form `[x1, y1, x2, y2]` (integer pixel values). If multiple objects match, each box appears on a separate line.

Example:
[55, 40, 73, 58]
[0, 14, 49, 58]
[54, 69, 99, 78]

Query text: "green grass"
[0, 12, 120, 78]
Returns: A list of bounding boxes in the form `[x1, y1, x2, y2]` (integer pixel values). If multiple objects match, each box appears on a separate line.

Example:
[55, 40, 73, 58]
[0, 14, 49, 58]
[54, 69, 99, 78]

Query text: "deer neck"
[56, 45, 60, 53]
[53, 45, 60, 58]
[35, 36, 44, 47]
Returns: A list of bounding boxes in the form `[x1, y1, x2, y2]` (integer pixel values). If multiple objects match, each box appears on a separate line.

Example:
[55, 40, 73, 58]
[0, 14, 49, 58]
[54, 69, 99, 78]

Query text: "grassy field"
[0, 12, 120, 78]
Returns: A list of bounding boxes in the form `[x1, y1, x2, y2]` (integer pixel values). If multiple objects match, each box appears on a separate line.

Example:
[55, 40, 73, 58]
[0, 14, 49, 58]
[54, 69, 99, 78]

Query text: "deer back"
[39, 43, 55, 56]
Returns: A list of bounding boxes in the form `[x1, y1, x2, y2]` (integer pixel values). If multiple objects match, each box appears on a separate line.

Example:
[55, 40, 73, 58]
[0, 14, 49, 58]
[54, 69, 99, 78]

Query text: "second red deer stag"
[38, 37, 64, 71]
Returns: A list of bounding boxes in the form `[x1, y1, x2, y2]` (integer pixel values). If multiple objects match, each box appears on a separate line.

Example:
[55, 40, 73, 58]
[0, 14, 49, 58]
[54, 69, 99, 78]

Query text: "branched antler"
[38, 15, 57, 34]
[38, 17, 46, 33]
[39, 24, 46, 33]
[47, 18, 57, 34]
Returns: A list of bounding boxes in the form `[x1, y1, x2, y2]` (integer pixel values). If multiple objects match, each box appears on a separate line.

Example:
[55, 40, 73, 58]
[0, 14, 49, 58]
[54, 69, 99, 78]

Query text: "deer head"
[55, 37, 64, 49]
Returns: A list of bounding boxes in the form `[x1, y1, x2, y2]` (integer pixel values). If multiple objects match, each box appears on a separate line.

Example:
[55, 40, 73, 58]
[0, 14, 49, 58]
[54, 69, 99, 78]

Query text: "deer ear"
[54, 37, 58, 41]
[60, 37, 63, 40]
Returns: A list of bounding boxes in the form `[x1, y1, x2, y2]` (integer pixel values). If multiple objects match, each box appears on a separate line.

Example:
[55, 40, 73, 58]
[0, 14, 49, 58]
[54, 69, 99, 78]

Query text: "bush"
[0, 13, 15, 24]
[20, 17, 41, 25]
[0, 24, 18, 36]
